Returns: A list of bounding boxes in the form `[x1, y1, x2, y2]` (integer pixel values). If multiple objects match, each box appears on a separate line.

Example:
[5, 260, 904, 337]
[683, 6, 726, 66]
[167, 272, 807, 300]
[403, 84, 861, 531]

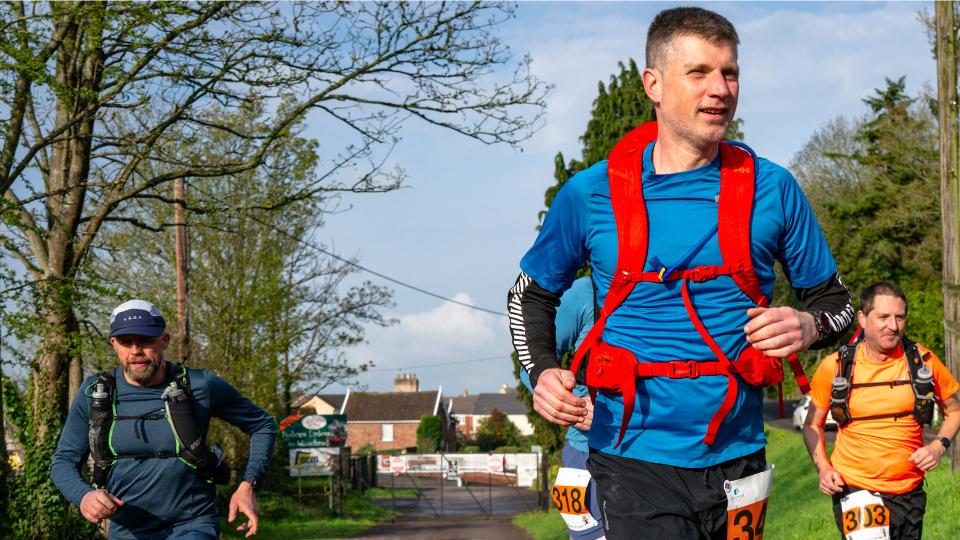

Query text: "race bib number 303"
[839, 490, 890, 540]
[552, 467, 599, 532]
[725, 463, 774, 540]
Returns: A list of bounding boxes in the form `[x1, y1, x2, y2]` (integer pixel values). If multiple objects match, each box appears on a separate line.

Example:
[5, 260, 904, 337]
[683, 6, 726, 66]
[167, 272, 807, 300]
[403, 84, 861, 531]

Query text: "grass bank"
[514, 425, 960, 539]
[218, 483, 415, 539]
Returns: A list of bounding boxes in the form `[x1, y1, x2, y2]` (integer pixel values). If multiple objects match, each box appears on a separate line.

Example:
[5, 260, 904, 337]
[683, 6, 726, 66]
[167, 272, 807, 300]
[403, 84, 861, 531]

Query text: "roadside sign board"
[390, 455, 406, 474]
[278, 414, 347, 448]
[289, 447, 340, 476]
[488, 454, 504, 473]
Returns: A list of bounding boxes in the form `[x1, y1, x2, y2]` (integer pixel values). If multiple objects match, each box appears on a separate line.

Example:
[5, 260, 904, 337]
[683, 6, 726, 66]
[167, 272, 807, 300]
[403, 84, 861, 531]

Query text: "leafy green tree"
[416, 415, 444, 454]
[0, 3, 547, 536]
[791, 77, 942, 355]
[541, 59, 656, 220]
[474, 408, 523, 452]
[79, 102, 395, 473]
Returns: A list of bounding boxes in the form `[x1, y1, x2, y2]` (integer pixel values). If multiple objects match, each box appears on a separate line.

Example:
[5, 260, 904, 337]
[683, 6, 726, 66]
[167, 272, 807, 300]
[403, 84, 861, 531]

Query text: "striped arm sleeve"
[508, 272, 563, 388]
[797, 271, 855, 349]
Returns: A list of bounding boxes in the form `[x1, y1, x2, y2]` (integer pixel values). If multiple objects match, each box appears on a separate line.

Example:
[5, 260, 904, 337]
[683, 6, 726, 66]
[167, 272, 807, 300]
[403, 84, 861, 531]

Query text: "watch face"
[818, 312, 831, 334]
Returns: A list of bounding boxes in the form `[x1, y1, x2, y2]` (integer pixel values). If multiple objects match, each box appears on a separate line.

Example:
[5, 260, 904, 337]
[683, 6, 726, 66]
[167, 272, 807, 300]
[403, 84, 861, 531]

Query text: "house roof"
[474, 389, 527, 415]
[290, 393, 346, 411]
[448, 389, 528, 416]
[449, 395, 478, 416]
[343, 391, 441, 421]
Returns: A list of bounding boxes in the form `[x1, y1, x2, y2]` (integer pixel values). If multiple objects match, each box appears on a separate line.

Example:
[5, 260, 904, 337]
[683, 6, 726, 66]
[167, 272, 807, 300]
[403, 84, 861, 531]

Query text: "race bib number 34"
[725, 463, 774, 540]
[552, 467, 599, 532]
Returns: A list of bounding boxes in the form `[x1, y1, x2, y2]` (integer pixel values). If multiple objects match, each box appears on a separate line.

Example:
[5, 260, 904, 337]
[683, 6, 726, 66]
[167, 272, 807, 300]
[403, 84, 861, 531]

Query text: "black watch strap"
[936, 436, 951, 450]
[243, 477, 262, 491]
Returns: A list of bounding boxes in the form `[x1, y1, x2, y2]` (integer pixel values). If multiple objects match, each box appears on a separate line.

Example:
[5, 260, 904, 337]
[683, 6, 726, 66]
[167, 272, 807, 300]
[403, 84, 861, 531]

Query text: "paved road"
[352, 477, 539, 539]
[349, 518, 533, 540]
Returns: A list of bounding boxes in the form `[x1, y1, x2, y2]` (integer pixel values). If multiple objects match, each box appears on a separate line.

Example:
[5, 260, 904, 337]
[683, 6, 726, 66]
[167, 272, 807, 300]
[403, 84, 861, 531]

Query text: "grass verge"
[219, 488, 397, 539]
[513, 425, 960, 539]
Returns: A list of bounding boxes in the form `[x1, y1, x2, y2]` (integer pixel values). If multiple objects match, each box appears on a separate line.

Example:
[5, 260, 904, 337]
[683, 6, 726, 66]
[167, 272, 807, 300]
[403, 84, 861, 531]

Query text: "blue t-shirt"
[51, 363, 277, 539]
[519, 277, 594, 452]
[520, 143, 836, 467]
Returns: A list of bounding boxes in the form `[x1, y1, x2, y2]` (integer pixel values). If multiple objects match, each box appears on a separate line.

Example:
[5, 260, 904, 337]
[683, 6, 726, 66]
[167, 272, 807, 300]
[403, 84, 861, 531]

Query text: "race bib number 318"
[552, 467, 599, 532]
[725, 464, 774, 540]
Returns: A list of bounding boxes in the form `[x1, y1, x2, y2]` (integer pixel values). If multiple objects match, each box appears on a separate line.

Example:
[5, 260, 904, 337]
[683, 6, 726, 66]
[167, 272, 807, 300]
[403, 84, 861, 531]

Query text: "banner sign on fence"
[289, 447, 340, 476]
[278, 414, 347, 448]
[390, 455, 407, 474]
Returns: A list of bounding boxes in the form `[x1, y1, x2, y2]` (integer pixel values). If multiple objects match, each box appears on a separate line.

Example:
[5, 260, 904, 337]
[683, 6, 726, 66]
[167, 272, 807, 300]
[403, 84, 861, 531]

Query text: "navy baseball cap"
[109, 300, 166, 338]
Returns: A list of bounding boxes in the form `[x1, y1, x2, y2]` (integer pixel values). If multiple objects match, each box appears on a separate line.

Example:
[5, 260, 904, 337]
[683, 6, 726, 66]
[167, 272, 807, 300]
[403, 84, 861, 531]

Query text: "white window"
[381, 423, 394, 442]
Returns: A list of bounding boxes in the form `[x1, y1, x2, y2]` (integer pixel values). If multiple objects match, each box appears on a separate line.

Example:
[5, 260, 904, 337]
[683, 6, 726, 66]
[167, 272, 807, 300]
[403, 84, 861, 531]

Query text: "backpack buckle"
[667, 360, 700, 379]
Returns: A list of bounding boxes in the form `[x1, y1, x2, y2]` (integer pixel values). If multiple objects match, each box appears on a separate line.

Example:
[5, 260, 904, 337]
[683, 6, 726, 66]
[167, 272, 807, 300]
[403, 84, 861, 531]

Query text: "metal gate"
[374, 452, 543, 519]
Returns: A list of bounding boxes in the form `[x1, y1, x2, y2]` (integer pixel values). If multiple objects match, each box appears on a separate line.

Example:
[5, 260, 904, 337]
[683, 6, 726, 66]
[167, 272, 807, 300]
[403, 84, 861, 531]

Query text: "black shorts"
[587, 448, 766, 539]
[831, 483, 926, 540]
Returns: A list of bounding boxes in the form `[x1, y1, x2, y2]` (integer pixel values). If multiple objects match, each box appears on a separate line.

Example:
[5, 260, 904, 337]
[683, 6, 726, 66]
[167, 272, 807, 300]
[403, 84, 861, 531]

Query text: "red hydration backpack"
[568, 121, 810, 448]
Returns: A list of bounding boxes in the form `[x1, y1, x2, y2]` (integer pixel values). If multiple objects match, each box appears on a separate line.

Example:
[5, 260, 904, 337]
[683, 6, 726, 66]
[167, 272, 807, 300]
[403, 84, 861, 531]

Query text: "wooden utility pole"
[174, 178, 191, 365]
[936, 1, 959, 473]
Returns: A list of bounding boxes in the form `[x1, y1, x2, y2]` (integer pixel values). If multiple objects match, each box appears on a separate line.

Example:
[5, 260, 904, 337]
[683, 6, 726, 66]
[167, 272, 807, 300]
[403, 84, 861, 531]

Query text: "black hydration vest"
[87, 363, 230, 488]
[828, 336, 935, 427]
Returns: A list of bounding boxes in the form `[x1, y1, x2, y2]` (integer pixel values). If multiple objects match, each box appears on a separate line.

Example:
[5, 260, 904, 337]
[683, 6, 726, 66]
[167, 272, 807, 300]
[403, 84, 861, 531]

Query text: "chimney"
[499, 383, 508, 394]
[461, 389, 468, 397]
[394, 373, 419, 393]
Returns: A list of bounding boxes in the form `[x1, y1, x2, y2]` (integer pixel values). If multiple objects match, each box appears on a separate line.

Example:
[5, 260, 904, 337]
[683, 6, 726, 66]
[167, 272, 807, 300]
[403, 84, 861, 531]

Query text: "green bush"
[461, 445, 480, 453]
[416, 415, 443, 454]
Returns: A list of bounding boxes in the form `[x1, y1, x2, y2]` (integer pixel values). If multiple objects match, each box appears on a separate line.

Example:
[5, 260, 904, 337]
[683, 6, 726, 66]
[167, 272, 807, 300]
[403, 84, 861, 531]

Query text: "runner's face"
[651, 35, 739, 148]
[858, 294, 906, 354]
[111, 333, 169, 386]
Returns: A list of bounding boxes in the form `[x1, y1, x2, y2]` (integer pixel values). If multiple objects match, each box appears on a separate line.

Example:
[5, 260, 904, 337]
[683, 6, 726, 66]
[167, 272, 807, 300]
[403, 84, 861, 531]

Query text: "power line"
[191, 185, 508, 317]
[366, 353, 511, 372]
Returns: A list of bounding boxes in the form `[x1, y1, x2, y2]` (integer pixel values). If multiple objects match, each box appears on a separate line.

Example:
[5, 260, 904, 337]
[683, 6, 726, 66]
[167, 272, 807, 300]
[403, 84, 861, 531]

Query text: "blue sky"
[316, 2, 938, 395]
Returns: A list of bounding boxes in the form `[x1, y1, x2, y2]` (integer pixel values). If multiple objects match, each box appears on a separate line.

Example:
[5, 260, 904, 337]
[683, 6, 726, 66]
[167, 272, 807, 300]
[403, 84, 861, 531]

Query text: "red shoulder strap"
[717, 143, 765, 307]
[569, 122, 657, 378]
[607, 122, 657, 276]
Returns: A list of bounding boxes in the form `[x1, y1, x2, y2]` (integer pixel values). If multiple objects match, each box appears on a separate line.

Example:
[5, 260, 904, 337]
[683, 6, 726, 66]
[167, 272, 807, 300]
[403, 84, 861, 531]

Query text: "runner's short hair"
[859, 281, 908, 316]
[646, 7, 739, 71]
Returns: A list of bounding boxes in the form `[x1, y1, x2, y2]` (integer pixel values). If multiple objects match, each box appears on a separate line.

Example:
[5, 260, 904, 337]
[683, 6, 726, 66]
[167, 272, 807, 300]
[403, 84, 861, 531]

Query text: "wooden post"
[936, 1, 960, 473]
[173, 178, 190, 364]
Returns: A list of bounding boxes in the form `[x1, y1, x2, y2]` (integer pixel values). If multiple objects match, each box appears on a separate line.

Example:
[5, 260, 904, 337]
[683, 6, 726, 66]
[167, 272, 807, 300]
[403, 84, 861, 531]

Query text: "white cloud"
[336, 294, 514, 393]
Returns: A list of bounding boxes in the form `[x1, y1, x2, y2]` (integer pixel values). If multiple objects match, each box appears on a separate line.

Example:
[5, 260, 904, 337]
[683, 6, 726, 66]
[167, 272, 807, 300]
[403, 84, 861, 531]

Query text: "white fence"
[377, 452, 541, 487]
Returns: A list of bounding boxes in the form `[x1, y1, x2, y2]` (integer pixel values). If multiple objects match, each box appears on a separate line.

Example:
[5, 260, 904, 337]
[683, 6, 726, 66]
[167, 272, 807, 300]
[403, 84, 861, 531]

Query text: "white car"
[792, 395, 837, 430]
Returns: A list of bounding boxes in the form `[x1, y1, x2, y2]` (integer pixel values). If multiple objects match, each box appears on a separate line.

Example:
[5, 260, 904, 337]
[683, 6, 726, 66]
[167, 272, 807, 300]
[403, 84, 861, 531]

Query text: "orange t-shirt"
[809, 342, 960, 494]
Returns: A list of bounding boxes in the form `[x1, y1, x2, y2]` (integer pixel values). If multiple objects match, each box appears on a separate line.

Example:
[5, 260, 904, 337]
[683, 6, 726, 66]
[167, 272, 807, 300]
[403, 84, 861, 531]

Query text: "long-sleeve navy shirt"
[51, 362, 277, 539]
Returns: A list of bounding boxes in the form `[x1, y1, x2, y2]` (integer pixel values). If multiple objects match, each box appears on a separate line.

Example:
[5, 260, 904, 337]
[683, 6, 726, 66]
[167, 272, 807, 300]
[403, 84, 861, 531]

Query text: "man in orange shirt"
[803, 282, 960, 539]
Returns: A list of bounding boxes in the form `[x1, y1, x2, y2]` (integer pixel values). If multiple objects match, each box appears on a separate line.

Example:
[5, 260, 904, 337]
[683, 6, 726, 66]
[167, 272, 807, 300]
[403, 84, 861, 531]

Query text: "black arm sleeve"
[795, 271, 854, 349]
[508, 272, 563, 388]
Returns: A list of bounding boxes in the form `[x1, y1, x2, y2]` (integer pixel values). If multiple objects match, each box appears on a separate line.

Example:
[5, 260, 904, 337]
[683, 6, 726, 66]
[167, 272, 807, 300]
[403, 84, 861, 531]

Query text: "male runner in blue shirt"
[52, 300, 276, 539]
[508, 7, 852, 538]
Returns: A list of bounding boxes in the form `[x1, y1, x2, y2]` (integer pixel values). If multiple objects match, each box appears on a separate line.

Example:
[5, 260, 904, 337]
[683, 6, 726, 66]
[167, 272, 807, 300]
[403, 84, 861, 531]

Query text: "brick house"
[449, 384, 533, 438]
[339, 374, 457, 452]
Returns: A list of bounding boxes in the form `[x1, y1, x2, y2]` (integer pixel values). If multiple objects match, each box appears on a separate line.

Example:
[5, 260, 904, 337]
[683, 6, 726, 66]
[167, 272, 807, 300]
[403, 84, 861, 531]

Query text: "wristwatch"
[936, 436, 952, 450]
[810, 310, 831, 340]
[242, 477, 263, 491]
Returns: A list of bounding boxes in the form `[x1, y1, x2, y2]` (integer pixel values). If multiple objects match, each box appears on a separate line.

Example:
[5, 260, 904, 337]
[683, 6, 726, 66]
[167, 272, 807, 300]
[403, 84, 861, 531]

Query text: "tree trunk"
[936, 1, 960, 473]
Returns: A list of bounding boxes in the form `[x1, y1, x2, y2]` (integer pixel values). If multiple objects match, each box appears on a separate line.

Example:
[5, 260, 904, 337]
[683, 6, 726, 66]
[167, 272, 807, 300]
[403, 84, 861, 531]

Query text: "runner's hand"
[744, 307, 817, 357]
[80, 489, 124, 524]
[533, 368, 586, 426]
[908, 443, 945, 471]
[574, 394, 594, 431]
[229, 481, 260, 537]
[817, 466, 845, 495]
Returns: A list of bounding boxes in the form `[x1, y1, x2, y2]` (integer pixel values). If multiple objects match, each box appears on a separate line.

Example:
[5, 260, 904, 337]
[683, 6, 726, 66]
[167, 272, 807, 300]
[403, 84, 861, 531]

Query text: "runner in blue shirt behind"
[51, 300, 276, 539]
[519, 277, 603, 540]
[508, 7, 853, 538]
